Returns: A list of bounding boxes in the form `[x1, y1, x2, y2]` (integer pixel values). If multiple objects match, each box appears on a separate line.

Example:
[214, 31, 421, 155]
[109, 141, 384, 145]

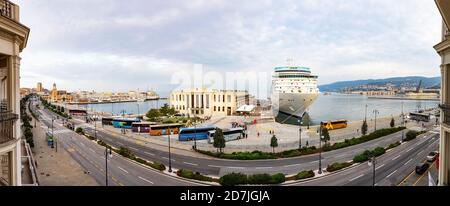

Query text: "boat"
[271, 64, 319, 122]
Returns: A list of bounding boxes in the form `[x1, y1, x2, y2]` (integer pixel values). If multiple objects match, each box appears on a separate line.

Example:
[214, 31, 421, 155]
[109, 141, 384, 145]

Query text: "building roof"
[436, 0, 450, 29]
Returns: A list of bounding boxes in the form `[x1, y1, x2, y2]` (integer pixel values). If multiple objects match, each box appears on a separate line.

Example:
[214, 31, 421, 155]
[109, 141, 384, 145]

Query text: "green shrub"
[296, 170, 315, 180]
[147, 162, 166, 171]
[177, 169, 213, 182]
[353, 153, 369, 163]
[387, 141, 401, 150]
[271, 173, 286, 184]
[135, 157, 147, 164]
[75, 127, 83, 134]
[326, 162, 353, 172]
[220, 173, 248, 186]
[248, 174, 273, 184]
[372, 147, 386, 157]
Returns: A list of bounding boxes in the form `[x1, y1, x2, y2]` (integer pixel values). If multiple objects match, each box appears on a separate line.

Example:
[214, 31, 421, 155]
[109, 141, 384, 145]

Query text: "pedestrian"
[306, 141, 309, 147]
[257, 132, 260, 137]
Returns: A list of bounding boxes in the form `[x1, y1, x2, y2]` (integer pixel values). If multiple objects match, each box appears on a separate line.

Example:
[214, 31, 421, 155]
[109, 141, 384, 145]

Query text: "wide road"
[33, 103, 205, 186]
[286, 130, 439, 186]
[68, 111, 437, 177]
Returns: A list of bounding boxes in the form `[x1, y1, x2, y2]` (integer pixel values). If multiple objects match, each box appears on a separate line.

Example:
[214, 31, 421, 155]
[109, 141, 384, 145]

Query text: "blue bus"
[178, 126, 216, 141]
[112, 118, 141, 129]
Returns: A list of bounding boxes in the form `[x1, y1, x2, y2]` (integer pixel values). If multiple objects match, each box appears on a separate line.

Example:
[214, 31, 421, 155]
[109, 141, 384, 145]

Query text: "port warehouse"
[100, 117, 245, 142]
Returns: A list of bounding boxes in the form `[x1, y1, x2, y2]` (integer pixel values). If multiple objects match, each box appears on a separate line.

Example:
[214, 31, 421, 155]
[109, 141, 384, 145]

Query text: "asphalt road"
[74, 114, 436, 177]
[286, 130, 440, 186]
[34, 103, 205, 186]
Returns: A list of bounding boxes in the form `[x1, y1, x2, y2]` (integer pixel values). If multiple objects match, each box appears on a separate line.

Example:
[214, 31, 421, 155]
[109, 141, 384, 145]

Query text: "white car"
[426, 151, 439, 162]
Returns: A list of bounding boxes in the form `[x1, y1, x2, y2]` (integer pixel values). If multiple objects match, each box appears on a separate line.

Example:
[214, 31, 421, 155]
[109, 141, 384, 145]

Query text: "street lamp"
[136, 103, 140, 118]
[401, 101, 405, 142]
[298, 119, 303, 149]
[193, 115, 197, 150]
[52, 116, 57, 153]
[105, 147, 112, 186]
[373, 109, 379, 131]
[365, 104, 368, 121]
[368, 155, 376, 186]
[168, 127, 172, 173]
[317, 126, 323, 174]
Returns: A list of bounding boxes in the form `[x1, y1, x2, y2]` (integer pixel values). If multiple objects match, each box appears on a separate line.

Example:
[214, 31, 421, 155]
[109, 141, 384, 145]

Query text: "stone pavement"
[30, 114, 98, 186]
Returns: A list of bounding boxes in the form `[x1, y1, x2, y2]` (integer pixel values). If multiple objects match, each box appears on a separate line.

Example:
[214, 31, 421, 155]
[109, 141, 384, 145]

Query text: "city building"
[0, 0, 30, 186]
[169, 88, 249, 117]
[434, 0, 450, 186]
[36, 82, 42, 92]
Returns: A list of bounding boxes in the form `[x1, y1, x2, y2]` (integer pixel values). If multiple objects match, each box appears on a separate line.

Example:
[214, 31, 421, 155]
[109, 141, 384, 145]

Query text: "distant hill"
[319, 76, 441, 92]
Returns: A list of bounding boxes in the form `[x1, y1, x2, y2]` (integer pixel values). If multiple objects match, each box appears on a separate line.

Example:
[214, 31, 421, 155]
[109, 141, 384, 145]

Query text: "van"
[415, 163, 429, 175]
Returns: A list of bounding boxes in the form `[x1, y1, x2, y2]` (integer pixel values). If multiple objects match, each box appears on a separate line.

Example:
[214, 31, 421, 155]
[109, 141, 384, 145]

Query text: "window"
[227, 95, 231, 102]
[222, 106, 225, 111]
[218, 107, 220, 111]
[223, 95, 225, 102]
[214, 106, 216, 111]
[214, 95, 216, 102]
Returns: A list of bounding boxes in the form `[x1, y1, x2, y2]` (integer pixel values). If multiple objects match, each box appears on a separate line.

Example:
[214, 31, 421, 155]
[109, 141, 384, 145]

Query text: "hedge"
[353, 147, 386, 163]
[386, 141, 401, 150]
[404, 130, 426, 142]
[219, 173, 286, 186]
[177, 169, 213, 182]
[196, 127, 406, 160]
[296, 170, 315, 180]
[326, 162, 353, 172]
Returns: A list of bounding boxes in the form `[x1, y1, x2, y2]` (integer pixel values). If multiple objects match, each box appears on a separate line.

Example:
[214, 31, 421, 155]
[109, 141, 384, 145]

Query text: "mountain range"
[318, 76, 441, 92]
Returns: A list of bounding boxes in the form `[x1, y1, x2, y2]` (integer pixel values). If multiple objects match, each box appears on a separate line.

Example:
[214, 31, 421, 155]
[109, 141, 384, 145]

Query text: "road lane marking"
[144, 152, 155, 156]
[417, 151, 425, 157]
[386, 170, 397, 178]
[208, 165, 221, 168]
[162, 157, 169, 160]
[227, 167, 244, 169]
[89, 148, 95, 153]
[183, 162, 198, 166]
[116, 142, 124, 146]
[138, 176, 154, 184]
[413, 161, 435, 186]
[118, 166, 129, 174]
[404, 159, 413, 166]
[129, 146, 138, 151]
[80, 142, 85, 147]
[255, 167, 273, 170]
[392, 155, 401, 161]
[406, 148, 413, 153]
[284, 164, 302, 168]
[375, 164, 385, 170]
[349, 174, 364, 182]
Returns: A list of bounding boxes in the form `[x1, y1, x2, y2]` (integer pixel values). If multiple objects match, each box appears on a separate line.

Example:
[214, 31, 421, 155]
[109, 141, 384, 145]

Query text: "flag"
[428, 172, 437, 186]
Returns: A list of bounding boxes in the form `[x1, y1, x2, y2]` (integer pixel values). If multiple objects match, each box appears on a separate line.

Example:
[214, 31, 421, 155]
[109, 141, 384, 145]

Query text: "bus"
[149, 123, 183, 136]
[320, 120, 348, 130]
[111, 118, 141, 129]
[178, 126, 216, 141]
[132, 122, 157, 133]
[46, 131, 54, 147]
[207, 128, 245, 144]
[409, 112, 430, 122]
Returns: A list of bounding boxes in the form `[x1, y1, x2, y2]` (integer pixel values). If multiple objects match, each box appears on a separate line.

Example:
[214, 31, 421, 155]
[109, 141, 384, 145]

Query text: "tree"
[390, 117, 395, 128]
[361, 120, 368, 136]
[61, 107, 65, 113]
[159, 104, 170, 116]
[270, 135, 278, 153]
[146, 109, 161, 121]
[213, 128, 226, 153]
[321, 127, 330, 143]
[75, 127, 83, 134]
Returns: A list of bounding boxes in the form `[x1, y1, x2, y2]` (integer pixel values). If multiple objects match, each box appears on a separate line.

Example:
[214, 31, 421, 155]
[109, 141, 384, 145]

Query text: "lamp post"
[194, 115, 197, 150]
[401, 101, 405, 142]
[136, 103, 140, 118]
[168, 127, 172, 173]
[105, 147, 112, 186]
[373, 109, 379, 131]
[365, 104, 368, 121]
[368, 155, 376, 186]
[298, 119, 302, 149]
[52, 116, 57, 152]
[317, 126, 323, 174]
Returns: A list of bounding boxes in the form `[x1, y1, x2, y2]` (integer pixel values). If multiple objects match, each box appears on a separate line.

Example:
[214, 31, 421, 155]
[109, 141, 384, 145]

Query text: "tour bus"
[320, 120, 348, 130]
[207, 128, 245, 144]
[178, 126, 216, 141]
[409, 112, 430, 122]
[111, 118, 141, 129]
[149, 123, 183, 136]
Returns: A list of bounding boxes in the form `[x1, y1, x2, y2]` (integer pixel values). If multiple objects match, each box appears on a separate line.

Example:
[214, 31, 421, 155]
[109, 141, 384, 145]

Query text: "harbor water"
[78, 93, 439, 125]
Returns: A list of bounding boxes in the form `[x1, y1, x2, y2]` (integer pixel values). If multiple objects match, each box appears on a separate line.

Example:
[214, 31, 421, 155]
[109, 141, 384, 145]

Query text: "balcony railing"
[440, 104, 450, 126]
[0, 110, 17, 145]
[0, 0, 12, 19]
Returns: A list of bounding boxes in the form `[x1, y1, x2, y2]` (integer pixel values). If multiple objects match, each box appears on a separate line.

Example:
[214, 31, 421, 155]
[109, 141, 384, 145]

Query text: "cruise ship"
[271, 66, 319, 123]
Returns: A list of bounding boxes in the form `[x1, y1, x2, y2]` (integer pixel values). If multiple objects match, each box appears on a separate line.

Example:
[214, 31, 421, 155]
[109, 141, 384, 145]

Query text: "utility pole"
[52, 116, 57, 152]
[105, 147, 112, 186]
[365, 104, 368, 121]
[401, 101, 405, 142]
[368, 155, 376, 186]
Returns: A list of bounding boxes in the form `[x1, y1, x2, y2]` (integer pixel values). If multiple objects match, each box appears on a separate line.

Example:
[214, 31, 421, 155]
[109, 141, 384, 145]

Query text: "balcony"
[440, 104, 450, 127]
[0, 0, 19, 22]
[0, 110, 17, 145]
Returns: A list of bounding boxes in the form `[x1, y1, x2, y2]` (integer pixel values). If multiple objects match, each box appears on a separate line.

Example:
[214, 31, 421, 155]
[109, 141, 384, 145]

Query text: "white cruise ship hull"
[271, 92, 318, 121]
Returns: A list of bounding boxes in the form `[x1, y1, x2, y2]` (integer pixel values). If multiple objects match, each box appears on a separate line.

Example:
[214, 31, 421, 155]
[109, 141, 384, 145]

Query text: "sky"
[16, 0, 443, 97]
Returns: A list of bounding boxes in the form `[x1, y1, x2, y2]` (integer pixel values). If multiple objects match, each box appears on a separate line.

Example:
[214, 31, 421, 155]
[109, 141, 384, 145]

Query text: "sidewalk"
[30, 114, 98, 186]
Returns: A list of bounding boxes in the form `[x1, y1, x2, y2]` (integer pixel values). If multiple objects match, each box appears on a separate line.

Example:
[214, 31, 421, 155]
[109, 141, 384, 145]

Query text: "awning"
[236, 105, 255, 112]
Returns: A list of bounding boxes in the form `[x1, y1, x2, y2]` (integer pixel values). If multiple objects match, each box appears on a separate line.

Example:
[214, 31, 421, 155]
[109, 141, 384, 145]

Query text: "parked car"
[427, 151, 439, 162]
[415, 162, 430, 175]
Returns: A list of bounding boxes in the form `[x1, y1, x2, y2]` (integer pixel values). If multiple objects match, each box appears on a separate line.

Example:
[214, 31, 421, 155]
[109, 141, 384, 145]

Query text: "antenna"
[286, 58, 294, 67]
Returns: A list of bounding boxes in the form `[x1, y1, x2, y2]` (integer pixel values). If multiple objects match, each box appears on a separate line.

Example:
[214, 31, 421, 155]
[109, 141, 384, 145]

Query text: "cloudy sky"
[17, 0, 442, 97]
